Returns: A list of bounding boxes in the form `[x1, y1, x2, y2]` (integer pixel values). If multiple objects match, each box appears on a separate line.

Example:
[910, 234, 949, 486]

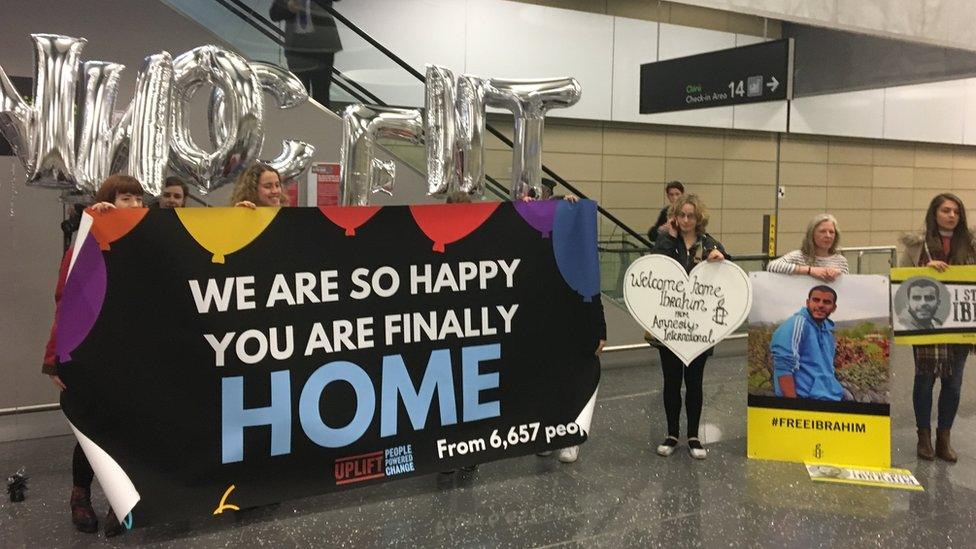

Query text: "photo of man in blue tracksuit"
[770, 285, 844, 401]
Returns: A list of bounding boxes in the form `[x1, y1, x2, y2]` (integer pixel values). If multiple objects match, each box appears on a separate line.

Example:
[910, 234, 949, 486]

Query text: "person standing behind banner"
[648, 181, 684, 243]
[766, 213, 848, 280]
[232, 163, 286, 208]
[154, 176, 188, 209]
[900, 193, 976, 463]
[649, 193, 728, 460]
[522, 193, 605, 463]
[269, 0, 342, 109]
[43, 174, 146, 537]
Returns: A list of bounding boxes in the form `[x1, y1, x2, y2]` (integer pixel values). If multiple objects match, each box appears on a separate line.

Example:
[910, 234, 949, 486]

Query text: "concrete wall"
[511, 118, 976, 274]
[663, 0, 976, 53]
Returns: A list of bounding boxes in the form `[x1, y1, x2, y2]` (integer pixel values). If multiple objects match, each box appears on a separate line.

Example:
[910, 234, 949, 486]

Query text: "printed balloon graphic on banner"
[319, 205, 382, 236]
[88, 208, 150, 251]
[514, 199, 558, 238]
[176, 208, 279, 263]
[624, 254, 752, 365]
[552, 200, 599, 301]
[410, 202, 499, 252]
[55, 235, 106, 362]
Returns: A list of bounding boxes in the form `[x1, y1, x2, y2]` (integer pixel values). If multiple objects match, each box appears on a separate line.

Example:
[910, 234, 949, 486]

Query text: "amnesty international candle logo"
[623, 255, 752, 365]
[890, 266, 976, 344]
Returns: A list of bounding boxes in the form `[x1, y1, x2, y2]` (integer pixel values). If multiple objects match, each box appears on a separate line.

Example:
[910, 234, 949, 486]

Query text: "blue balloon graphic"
[552, 200, 600, 302]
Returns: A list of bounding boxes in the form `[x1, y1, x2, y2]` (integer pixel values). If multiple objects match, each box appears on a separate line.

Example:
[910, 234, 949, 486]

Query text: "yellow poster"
[748, 407, 890, 467]
[805, 463, 923, 491]
[891, 266, 976, 344]
[747, 273, 891, 468]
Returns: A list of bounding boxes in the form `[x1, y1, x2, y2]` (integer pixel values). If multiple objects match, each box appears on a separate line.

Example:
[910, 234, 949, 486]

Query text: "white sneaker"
[557, 446, 579, 463]
[688, 438, 707, 460]
[656, 436, 679, 457]
[536, 450, 553, 457]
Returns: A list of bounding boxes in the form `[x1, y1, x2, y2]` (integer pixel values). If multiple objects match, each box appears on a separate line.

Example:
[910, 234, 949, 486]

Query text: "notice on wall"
[307, 162, 341, 207]
[747, 273, 891, 468]
[623, 254, 752, 365]
[55, 201, 603, 527]
[890, 266, 976, 344]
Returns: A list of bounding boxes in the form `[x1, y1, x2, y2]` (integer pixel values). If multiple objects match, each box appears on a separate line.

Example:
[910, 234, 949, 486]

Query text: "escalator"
[162, 0, 657, 340]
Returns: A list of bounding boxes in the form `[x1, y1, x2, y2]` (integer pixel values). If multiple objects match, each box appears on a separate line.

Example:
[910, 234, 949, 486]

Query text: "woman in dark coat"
[649, 193, 729, 460]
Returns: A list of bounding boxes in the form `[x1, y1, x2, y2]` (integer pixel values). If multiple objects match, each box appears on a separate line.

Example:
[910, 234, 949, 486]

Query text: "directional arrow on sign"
[767, 76, 779, 92]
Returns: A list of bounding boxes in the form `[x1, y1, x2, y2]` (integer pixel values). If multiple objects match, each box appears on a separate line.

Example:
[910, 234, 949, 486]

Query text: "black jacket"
[648, 206, 669, 243]
[651, 232, 731, 273]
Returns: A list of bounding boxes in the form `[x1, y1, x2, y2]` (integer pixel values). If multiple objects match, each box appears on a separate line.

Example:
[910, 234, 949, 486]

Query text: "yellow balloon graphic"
[176, 208, 280, 264]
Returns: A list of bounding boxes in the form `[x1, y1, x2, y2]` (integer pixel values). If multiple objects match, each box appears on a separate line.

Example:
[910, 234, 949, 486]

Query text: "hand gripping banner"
[55, 201, 602, 527]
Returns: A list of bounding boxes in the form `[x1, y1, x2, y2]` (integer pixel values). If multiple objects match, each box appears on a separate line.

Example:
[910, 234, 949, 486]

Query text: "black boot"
[69, 486, 98, 533]
[104, 508, 124, 537]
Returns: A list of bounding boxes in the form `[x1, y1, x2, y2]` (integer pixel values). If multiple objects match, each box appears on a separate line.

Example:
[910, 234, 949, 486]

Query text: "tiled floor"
[2, 342, 974, 548]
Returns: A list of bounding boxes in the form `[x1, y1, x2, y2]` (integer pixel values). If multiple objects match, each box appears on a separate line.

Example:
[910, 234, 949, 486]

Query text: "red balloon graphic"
[319, 206, 382, 236]
[410, 202, 500, 252]
[87, 208, 149, 251]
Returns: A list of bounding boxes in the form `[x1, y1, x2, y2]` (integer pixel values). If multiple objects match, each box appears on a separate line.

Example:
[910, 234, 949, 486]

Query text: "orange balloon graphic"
[176, 208, 280, 264]
[409, 202, 500, 252]
[87, 208, 149, 251]
[319, 205, 382, 236]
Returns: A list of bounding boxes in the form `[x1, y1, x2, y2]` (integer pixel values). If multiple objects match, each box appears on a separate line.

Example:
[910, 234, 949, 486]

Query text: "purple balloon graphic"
[56, 235, 107, 362]
[514, 199, 559, 238]
[552, 200, 600, 302]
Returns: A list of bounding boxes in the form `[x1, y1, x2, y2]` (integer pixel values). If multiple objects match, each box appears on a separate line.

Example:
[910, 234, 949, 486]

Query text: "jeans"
[913, 353, 966, 429]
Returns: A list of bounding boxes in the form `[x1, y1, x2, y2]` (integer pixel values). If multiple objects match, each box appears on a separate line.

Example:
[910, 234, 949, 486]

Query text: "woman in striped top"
[766, 213, 849, 281]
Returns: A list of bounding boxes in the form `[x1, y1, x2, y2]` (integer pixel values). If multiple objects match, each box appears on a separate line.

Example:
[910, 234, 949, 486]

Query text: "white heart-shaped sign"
[623, 254, 753, 365]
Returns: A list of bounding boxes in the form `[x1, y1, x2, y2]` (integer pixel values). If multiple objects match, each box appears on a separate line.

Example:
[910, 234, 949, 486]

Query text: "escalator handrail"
[314, 1, 653, 248]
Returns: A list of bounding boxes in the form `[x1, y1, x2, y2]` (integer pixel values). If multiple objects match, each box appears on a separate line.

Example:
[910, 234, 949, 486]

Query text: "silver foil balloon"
[75, 54, 173, 196]
[0, 64, 36, 175]
[170, 45, 263, 194]
[484, 77, 581, 200]
[455, 74, 488, 197]
[74, 61, 125, 193]
[252, 62, 308, 109]
[264, 139, 315, 182]
[339, 104, 422, 206]
[126, 53, 173, 196]
[28, 34, 87, 188]
[209, 61, 307, 146]
[250, 63, 314, 183]
[424, 65, 456, 196]
[371, 158, 395, 196]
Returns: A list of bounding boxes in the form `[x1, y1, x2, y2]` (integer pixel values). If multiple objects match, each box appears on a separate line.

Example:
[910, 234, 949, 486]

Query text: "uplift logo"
[334, 451, 385, 486]
[334, 444, 415, 485]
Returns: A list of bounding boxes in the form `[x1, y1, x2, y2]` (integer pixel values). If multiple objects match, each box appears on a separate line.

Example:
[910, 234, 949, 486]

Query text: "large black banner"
[55, 201, 602, 526]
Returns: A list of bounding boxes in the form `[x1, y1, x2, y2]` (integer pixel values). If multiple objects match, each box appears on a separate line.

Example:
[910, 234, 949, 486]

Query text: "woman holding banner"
[232, 163, 286, 208]
[900, 193, 976, 462]
[766, 213, 848, 280]
[649, 194, 729, 459]
[43, 175, 145, 537]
